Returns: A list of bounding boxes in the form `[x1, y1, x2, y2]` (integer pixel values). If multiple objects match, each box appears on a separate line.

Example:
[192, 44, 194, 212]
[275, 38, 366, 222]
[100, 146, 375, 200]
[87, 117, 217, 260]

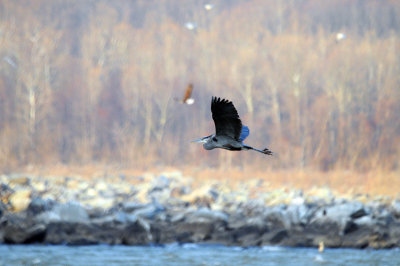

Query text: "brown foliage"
[0, 0, 399, 174]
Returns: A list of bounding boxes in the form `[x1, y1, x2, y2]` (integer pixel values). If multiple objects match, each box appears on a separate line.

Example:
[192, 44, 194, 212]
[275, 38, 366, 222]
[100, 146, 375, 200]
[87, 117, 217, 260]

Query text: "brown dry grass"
[15, 164, 400, 199]
[183, 167, 400, 199]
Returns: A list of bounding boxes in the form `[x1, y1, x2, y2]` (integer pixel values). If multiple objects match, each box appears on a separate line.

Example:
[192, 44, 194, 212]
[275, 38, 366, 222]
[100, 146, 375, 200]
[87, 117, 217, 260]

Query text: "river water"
[0, 244, 398, 266]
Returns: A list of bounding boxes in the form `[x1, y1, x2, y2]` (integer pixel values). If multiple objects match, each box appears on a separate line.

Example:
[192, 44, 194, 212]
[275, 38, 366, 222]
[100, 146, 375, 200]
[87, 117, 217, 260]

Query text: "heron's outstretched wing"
[182, 84, 193, 103]
[211, 97, 242, 140]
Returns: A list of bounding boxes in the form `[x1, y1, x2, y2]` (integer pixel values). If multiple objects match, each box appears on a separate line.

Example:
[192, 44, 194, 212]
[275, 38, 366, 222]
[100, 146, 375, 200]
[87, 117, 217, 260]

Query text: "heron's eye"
[212, 137, 218, 142]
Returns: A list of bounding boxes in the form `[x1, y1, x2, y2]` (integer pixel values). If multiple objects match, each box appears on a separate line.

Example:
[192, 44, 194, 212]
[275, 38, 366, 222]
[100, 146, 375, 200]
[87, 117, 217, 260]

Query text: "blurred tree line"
[0, 0, 399, 171]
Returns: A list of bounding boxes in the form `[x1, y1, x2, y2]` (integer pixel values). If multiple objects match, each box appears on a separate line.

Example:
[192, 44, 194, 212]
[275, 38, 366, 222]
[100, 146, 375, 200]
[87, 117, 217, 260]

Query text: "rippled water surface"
[0, 244, 398, 266]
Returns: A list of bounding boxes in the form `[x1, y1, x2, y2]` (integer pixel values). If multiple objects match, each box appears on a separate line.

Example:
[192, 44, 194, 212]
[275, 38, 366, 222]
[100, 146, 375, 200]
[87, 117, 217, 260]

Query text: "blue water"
[0, 244, 398, 266]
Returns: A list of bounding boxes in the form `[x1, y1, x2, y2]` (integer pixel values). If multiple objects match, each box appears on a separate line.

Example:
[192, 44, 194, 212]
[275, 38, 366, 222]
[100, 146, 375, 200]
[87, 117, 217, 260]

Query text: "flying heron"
[175, 83, 195, 105]
[192, 97, 273, 155]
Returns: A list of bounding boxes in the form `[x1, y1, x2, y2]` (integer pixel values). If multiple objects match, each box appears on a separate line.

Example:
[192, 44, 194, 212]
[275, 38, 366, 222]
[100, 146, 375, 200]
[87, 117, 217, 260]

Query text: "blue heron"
[192, 97, 273, 155]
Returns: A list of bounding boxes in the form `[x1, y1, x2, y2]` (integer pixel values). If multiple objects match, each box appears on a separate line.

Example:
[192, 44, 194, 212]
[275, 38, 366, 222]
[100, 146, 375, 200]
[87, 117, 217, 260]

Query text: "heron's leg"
[256, 148, 273, 155]
[243, 144, 273, 155]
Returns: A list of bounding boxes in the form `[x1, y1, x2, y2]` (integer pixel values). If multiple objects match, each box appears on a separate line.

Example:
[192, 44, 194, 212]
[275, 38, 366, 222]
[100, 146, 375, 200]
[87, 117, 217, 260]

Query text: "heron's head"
[191, 135, 217, 150]
[191, 135, 212, 144]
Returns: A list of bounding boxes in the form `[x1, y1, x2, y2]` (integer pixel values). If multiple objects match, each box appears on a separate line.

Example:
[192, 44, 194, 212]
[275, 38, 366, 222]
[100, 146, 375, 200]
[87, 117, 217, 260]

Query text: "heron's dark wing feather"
[183, 84, 193, 102]
[211, 97, 242, 140]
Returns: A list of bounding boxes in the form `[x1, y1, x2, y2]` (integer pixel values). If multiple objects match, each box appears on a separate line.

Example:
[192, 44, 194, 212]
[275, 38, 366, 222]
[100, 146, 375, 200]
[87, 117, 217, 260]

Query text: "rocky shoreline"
[1, 172, 399, 248]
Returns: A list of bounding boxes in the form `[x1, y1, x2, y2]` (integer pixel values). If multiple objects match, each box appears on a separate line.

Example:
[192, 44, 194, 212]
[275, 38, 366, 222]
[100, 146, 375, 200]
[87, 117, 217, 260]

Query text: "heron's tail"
[243, 145, 273, 155]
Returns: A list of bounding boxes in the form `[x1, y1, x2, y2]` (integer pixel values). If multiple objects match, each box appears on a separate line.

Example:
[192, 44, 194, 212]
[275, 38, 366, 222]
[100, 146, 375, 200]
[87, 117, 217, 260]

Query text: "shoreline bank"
[1, 172, 399, 248]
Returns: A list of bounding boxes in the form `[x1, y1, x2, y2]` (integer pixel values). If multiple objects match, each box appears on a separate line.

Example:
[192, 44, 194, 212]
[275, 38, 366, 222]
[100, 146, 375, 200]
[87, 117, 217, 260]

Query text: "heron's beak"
[191, 138, 207, 143]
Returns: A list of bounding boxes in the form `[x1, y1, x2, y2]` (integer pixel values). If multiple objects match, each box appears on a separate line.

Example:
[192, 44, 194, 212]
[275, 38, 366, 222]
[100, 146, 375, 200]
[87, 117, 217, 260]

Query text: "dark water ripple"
[0, 244, 398, 266]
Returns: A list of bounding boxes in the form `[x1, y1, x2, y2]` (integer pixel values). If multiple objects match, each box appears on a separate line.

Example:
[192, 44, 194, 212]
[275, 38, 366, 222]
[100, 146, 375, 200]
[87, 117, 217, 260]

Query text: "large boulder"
[284, 203, 315, 226]
[131, 202, 165, 220]
[324, 201, 367, 221]
[44, 210, 151, 245]
[1, 214, 46, 244]
[121, 202, 149, 213]
[310, 202, 368, 235]
[36, 202, 89, 224]
[45, 222, 102, 245]
[27, 198, 55, 215]
[391, 200, 400, 219]
[9, 189, 31, 212]
[173, 208, 228, 243]
[121, 218, 152, 245]
[228, 214, 268, 246]
[263, 205, 289, 230]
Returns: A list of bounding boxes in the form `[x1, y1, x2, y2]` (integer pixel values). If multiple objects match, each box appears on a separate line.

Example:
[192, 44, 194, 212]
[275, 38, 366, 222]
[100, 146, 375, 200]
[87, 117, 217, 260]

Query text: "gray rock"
[185, 208, 229, 223]
[171, 208, 229, 244]
[228, 215, 268, 246]
[170, 212, 185, 223]
[2, 172, 400, 249]
[133, 203, 165, 219]
[27, 198, 55, 215]
[114, 212, 138, 224]
[2, 214, 46, 244]
[121, 218, 152, 245]
[350, 208, 368, 219]
[324, 202, 367, 220]
[263, 205, 289, 230]
[0, 201, 6, 217]
[391, 200, 400, 219]
[149, 175, 171, 194]
[121, 202, 148, 212]
[284, 203, 314, 226]
[369, 206, 394, 226]
[45, 222, 101, 245]
[354, 215, 375, 227]
[0, 183, 14, 197]
[174, 219, 214, 243]
[37, 202, 89, 224]
[267, 229, 289, 244]
[310, 202, 369, 234]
